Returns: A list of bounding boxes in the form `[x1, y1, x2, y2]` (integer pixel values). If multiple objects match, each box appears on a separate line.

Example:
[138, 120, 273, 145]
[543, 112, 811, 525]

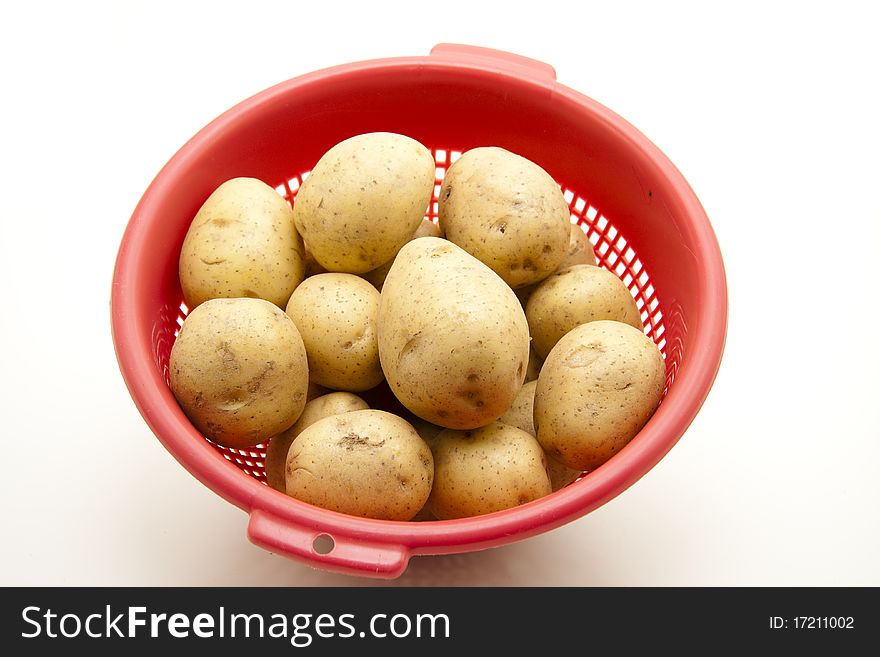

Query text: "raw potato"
[306, 381, 329, 401]
[169, 298, 309, 448]
[265, 392, 368, 492]
[558, 223, 598, 270]
[514, 284, 535, 309]
[428, 422, 551, 519]
[378, 237, 530, 429]
[419, 218, 444, 238]
[499, 381, 538, 436]
[362, 219, 443, 291]
[547, 457, 583, 491]
[285, 410, 433, 520]
[179, 177, 305, 309]
[411, 505, 436, 522]
[499, 381, 583, 492]
[407, 415, 445, 446]
[525, 347, 543, 383]
[292, 133, 435, 273]
[303, 245, 327, 278]
[286, 273, 384, 391]
[512, 225, 597, 309]
[439, 147, 569, 289]
[399, 414, 443, 520]
[535, 320, 665, 471]
[526, 264, 643, 359]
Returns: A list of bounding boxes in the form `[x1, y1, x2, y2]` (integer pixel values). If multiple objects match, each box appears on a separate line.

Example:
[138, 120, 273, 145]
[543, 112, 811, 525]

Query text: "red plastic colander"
[111, 44, 727, 578]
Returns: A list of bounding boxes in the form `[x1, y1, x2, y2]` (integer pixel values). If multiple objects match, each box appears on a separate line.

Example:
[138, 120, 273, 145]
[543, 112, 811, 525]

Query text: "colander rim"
[111, 50, 727, 564]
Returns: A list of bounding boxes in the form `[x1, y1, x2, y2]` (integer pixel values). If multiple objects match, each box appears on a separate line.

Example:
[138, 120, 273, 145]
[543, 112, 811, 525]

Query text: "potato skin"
[499, 380, 538, 436]
[535, 320, 665, 471]
[439, 147, 569, 289]
[512, 226, 597, 309]
[302, 245, 327, 278]
[292, 133, 435, 274]
[411, 504, 436, 522]
[286, 273, 384, 392]
[179, 177, 305, 309]
[265, 392, 368, 492]
[526, 264, 642, 359]
[362, 219, 443, 291]
[407, 415, 445, 446]
[378, 237, 530, 429]
[169, 298, 309, 448]
[558, 223, 597, 270]
[306, 381, 329, 401]
[547, 457, 583, 491]
[416, 218, 444, 238]
[499, 381, 583, 491]
[285, 410, 433, 520]
[514, 284, 535, 309]
[428, 422, 551, 520]
[525, 348, 543, 383]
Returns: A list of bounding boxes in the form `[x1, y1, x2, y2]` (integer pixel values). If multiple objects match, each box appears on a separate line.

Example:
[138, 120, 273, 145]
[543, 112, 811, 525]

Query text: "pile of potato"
[170, 132, 665, 521]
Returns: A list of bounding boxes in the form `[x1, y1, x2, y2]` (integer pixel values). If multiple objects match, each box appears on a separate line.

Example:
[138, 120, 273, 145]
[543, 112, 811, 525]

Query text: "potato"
[558, 223, 597, 270]
[547, 456, 583, 491]
[399, 415, 443, 520]
[512, 225, 597, 309]
[535, 320, 665, 470]
[292, 133, 435, 273]
[499, 381, 538, 436]
[526, 264, 642, 359]
[525, 347, 543, 383]
[362, 219, 443, 291]
[286, 273, 384, 391]
[303, 245, 327, 278]
[428, 422, 551, 519]
[265, 392, 368, 492]
[407, 415, 445, 446]
[514, 284, 535, 308]
[169, 298, 308, 448]
[285, 410, 433, 520]
[439, 147, 569, 289]
[378, 237, 530, 429]
[418, 218, 444, 238]
[411, 505, 436, 522]
[179, 177, 305, 309]
[306, 381, 329, 401]
[500, 381, 583, 491]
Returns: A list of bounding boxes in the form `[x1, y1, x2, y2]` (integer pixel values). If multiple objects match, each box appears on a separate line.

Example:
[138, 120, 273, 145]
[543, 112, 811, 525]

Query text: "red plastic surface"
[111, 43, 727, 578]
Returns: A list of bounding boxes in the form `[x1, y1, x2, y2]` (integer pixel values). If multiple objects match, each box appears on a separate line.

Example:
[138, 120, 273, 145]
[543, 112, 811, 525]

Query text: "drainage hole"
[312, 534, 335, 555]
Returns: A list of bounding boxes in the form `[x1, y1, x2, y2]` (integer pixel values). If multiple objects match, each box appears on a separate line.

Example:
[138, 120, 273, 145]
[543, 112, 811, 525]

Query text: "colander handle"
[429, 43, 556, 80]
[247, 510, 410, 578]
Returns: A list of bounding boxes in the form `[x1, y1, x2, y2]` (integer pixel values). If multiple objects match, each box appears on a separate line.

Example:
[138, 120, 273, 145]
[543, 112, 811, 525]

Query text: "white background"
[2, 0, 878, 586]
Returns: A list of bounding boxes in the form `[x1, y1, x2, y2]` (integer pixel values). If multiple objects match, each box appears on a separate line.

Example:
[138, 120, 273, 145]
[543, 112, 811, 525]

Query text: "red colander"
[111, 44, 727, 578]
